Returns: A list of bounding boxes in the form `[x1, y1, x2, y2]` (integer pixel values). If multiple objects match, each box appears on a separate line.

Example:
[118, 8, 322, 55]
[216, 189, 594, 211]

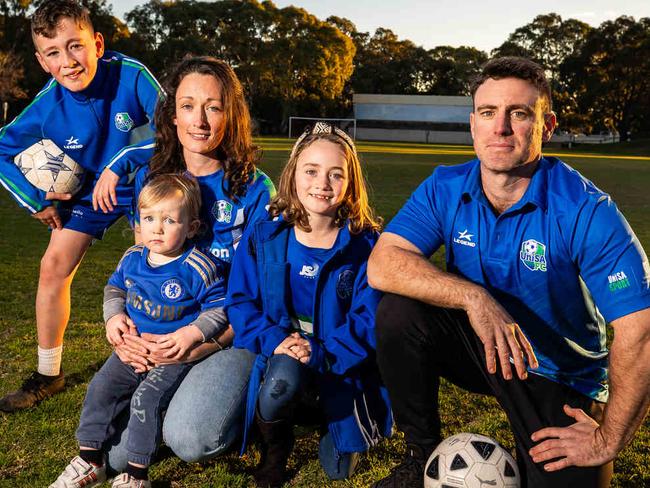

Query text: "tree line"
[1, 0, 649, 137]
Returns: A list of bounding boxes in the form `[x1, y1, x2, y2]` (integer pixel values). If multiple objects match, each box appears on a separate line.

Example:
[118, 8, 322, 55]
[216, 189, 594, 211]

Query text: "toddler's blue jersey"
[108, 245, 227, 334]
[0, 51, 161, 213]
[387, 157, 650, 401]
[135, 167, 275, 263]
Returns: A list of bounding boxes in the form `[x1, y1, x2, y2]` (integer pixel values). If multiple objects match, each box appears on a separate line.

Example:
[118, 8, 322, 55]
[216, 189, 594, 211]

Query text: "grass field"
[0, 138, 648, 487]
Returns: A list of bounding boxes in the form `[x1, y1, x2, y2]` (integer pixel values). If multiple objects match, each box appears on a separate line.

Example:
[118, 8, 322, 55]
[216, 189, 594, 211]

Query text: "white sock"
[37, 345, 63, 376]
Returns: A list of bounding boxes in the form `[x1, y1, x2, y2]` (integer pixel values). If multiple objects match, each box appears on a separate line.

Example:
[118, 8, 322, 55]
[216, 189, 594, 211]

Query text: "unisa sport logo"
[519, 239, 547, 272]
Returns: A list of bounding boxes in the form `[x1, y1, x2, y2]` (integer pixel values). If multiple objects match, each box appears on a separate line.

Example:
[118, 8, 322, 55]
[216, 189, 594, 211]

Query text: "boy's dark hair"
[470, 57, 552, 111]
[31, 0, 94, 39]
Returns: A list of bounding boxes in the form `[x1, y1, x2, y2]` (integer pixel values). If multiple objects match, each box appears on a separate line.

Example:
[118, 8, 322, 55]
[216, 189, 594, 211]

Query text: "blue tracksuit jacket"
[226, 219, 392, 454]
[0, 51, 161, 213]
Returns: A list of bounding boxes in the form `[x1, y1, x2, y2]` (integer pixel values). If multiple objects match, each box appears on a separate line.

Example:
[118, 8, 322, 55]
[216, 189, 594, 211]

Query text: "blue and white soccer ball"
[14, 139, 85, 195]
[424, 433, 520, 488]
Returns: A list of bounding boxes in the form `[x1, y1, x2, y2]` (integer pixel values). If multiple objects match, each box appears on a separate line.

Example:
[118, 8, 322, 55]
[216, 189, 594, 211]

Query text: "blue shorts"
[58, 200, 135, 239]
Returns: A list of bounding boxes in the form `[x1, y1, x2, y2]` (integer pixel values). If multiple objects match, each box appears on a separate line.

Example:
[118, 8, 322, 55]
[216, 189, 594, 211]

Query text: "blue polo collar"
[462, 157, 550, 212]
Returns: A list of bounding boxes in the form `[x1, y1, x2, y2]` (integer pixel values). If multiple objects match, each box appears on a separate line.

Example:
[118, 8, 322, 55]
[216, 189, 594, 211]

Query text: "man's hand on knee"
[465, 289, 538, 380]
[529, 404, 615, 471]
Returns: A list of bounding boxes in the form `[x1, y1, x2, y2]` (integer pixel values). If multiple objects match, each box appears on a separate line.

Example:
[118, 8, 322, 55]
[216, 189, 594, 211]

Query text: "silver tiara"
[292, 122, 356, 155]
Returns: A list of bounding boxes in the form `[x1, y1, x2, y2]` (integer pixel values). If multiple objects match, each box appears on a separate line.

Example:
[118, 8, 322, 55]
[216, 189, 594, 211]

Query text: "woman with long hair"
[106, 55, 275, 470]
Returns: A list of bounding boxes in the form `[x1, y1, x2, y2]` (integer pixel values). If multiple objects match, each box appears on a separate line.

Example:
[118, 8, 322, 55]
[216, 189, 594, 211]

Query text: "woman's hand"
[115, 332, 152, 373]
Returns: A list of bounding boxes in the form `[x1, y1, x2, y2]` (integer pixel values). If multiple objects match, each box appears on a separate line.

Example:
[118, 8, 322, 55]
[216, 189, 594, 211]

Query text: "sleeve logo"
[114, 112, 135, 132]
[608, 271, 630, 292]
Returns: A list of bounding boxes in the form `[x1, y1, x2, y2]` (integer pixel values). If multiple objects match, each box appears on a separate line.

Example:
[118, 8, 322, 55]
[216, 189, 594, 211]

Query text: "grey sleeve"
[193, 307, 228, 342]
[103, 285, 127, 323]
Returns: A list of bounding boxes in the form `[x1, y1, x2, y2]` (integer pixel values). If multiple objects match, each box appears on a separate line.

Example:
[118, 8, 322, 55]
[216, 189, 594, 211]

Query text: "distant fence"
[551, 133, 620, 145]
[356, 128, 621, 146]
[356, 128, 473, 144]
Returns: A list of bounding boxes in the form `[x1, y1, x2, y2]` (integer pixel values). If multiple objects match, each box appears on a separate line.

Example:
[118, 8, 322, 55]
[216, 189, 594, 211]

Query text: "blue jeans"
[258, 354, 358, 480]
[258, 354, 310, 422]
[76, 353, 192, 466]
[105, 347, 255, 472]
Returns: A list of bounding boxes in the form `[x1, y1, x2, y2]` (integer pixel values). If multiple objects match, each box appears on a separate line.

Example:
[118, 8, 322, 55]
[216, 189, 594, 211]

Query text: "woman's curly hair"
[148, 55, 260, 200]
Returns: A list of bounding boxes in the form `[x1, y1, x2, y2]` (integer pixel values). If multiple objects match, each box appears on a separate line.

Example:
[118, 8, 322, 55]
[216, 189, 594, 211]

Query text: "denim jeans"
[258, 354, 310, 421]
[76, 353, 192, 466]
[105, 346, 255, 472]
[258, 354, 358, 480]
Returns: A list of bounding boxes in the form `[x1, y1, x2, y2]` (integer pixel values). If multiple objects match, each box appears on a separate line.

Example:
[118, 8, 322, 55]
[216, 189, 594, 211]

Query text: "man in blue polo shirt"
[368, 57, 650, 487]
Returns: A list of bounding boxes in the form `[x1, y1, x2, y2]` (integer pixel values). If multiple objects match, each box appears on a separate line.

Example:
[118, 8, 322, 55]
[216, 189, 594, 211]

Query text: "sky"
[109, 0, 649, 53]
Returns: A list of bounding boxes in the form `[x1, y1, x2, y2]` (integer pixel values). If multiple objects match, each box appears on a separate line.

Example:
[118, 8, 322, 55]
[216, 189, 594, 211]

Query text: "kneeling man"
[368, 57, 650, 487]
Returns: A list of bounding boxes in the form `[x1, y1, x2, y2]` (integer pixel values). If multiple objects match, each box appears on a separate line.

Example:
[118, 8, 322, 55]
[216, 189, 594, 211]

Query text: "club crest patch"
[114, 112, 134, 132]
[213, 200, 233, 223]
[161, 279, 183, 301]
[336, 269, 355, 299]
[520, 239, 547, 272]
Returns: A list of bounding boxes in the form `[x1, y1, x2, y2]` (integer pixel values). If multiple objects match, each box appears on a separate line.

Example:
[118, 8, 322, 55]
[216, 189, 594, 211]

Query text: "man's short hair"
[470, 57, 552, 111]
[31, 0, 94, 39]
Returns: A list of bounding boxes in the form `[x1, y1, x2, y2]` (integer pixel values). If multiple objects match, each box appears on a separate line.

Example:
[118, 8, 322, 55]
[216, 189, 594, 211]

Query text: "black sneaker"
[372, 445, 432, 488]
[0, 370, 65, 412]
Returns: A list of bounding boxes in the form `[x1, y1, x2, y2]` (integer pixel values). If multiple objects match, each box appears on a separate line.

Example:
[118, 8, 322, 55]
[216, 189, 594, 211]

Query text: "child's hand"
[32, 192, 72, 229]
[106, 313, 135, 346]
[93, 168, 120, 213]
[274, 332, 311, 362]
[156, 325, 204, 361]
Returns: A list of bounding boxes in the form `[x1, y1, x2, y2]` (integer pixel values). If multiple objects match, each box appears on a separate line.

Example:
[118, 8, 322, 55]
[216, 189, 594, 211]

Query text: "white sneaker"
[49, 456, 106, 488]
[111, 473, 152, 488]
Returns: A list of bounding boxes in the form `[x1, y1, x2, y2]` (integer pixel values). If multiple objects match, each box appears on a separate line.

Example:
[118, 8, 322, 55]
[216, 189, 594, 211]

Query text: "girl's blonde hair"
[269, 123, 381, 234]
[138, 173, 202, 222]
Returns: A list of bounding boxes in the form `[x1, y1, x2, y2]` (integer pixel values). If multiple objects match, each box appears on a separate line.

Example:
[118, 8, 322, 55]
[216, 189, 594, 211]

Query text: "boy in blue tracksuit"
[0, 0, 161, 412]
[226, 123, 391, 487]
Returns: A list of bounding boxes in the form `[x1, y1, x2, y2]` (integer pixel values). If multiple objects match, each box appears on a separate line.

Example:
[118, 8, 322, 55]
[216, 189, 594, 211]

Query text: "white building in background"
[352, 93, 620, 145]
[353, 93, 473, 144]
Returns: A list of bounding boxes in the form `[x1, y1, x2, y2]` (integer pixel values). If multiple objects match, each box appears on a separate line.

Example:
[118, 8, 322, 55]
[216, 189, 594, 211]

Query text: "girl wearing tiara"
[226, 122, 392, 487]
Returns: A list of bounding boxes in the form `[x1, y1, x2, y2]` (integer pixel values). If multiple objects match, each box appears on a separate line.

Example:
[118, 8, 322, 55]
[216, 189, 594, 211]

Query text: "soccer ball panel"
[14, 139, 85, 195]
[424, 433, 520, 488]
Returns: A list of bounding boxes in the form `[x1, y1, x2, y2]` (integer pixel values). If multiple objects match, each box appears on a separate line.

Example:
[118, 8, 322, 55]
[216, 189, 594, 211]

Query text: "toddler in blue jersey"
[0, 0, 162, 413]
[51, 174, 229, 488]
[226, 123, 392, 487]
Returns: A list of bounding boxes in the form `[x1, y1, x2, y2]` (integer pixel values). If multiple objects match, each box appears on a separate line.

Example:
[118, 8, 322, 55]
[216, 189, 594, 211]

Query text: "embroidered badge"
[212, 200, 233, 223]
[161, 279, 183, 301]
[520, 239, 547, 272]
[336, 269, 355, 299]
[114, 112, 134, 132]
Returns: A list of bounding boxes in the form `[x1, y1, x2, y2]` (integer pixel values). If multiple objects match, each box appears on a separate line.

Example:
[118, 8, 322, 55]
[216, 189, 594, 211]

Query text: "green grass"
[0, 138, 648, 487]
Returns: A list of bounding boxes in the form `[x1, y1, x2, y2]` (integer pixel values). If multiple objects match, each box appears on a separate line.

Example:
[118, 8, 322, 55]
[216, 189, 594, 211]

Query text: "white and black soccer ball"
[14, 139, 85, 195]
[424, 433, 520, 488]
[523, 240, 538, 255]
